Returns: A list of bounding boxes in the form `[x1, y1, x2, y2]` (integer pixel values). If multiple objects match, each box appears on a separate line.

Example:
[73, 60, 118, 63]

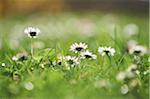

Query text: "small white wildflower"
[116, 71, 126, 81]
[126, 64, 137, 73]
[98, 46, 115, 56]
[126, 64, 137, 78]
[80, 50, 97, 60]
[24, 27, 40, 38]
[1, 63, 6, 67]
[116, 64, 138, 81]
[12, 52, 28, 61]
[128, 45, 147, 56]
[70, 42, 88, 53]
[63, 56, 80, 65]
[24, 82, 34, 91]
[121, 84, 129, 94]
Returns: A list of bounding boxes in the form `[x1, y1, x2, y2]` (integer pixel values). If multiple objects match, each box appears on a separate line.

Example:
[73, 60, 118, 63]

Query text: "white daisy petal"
[24, 26, 41, 38]
[70, 42, 88, 53]
[98, 46, 115, 56]
[128, 45, 147, 56]
[63, 56, 80, 65]
[80, 50, 97, 60]
[12, 52, 28, 61]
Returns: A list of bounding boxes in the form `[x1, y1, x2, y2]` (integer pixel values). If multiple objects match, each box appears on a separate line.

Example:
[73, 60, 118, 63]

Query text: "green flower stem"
[101, 56, 105, 70]
[108, 56, 112, 65]
[31, 38, 34, 59]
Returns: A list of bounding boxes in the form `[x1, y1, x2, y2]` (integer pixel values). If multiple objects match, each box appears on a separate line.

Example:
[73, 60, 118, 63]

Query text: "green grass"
[0, 12, 149, 99]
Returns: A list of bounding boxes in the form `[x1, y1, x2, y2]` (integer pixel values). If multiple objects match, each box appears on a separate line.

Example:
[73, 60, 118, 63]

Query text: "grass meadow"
[0, 12, 149, 99]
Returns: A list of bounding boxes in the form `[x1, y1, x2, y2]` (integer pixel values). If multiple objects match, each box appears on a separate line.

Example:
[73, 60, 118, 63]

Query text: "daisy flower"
[80, 50, 97, 59]
[128, 45, 147, 56]
[126, 64, 137, 73]
[63, 56, 80, 65]
[116, 64, 138, 81]
[98, 46, 115, 56]
[12, 52, 28, 61]
[124, 64, 138, 79]
[70, 42, 88, 53]
[24, 27, 40, 38]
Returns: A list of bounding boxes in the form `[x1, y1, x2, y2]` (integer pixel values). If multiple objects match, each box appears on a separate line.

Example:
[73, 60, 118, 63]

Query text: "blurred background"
[0, 0, 149, 51]
[0, 1, 149, 98]
[0, 0, 149, 17]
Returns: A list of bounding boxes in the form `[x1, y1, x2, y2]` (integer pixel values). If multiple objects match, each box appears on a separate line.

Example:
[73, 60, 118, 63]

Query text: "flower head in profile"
[126, 64, 137, 73]
[116, 64, 138, 81]
[126, 64, 138, 78]
[63, 56, 80, 65]
[98, 46, 115, 56]
[128, 45, 147, 56]
[70, 42, 88, 53]
[80, 50, 97, 60]
[12, 52, 28, 61]
[24, 27, 40, 38]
